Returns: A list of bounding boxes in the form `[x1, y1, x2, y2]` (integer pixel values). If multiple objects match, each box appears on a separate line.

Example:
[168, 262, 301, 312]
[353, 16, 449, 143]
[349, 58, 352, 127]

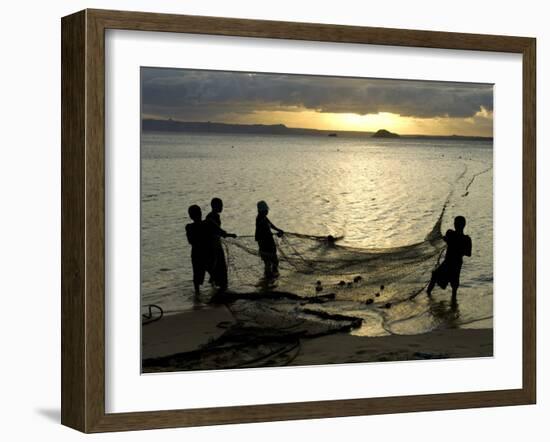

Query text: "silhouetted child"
[427, 215, 472, 306]
[185, 205, 210, 297]
[205, 197, 237, 292]
[255, 200, 284, 278]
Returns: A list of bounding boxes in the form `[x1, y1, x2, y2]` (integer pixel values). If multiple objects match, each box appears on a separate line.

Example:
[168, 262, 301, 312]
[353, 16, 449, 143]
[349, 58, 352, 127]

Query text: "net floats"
[336, 275, 364, 288]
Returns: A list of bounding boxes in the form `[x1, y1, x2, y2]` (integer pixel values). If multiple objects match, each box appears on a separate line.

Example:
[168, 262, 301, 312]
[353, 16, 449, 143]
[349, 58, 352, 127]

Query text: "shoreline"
[142, 306, 493, 373]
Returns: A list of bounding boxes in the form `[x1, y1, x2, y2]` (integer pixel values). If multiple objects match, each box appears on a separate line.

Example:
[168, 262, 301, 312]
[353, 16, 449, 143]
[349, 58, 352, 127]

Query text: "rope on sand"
[142, 304, 164, 325]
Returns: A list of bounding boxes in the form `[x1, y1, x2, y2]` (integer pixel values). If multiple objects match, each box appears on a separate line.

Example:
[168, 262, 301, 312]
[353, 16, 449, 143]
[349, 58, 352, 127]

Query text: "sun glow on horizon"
[327, 112, 411, 133]
[198, 108, 493, 137]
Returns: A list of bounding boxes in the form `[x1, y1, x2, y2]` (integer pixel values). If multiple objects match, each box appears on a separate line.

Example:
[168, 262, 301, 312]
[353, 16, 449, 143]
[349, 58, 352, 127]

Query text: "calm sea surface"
[141, 132, 493, 335]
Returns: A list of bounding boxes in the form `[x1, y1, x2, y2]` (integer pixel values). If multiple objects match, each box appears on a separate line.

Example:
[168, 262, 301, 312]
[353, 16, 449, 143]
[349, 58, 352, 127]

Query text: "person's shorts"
[191, 252, 207, 285]
[257, 240, 278, 263]
[432, 260, 462, 289]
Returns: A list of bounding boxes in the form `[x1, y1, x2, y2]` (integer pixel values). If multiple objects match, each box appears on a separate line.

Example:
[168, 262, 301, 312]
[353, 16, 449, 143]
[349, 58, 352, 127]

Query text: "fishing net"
[220, 161, 493, 309]
[222, 201, 447, 305]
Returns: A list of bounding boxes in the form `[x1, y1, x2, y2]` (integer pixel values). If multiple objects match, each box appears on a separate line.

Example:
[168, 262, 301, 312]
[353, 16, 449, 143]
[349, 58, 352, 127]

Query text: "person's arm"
[464, 236, 472, 257]
[185, 224, 194, 245]
[207, 218, 237, 238]
[205, 215, 228, 237]
[267, 217, 284, 235]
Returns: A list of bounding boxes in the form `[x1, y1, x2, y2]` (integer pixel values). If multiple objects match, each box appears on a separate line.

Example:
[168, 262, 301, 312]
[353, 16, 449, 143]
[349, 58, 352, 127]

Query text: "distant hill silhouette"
[373, 129, 400, 138]
[142, 119, 372, 137]
[142, 119, 492, 142]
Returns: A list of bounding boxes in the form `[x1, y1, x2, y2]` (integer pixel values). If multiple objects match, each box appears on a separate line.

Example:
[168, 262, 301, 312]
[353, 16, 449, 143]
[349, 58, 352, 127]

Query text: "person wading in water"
[255, 200, 284, 279]
[427, 215, 472, 307]
[205, 197, 237, 292]
[185, 204, 211, 299]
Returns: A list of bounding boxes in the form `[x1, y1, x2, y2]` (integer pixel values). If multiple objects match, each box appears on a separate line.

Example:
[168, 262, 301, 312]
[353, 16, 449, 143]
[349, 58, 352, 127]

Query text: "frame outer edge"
[60, 8, 537, 433]
[522, 37, 536, 404]
[84, 9, 108, 433]
[86, 8, 532, 52]
[61, 10, 87, 432]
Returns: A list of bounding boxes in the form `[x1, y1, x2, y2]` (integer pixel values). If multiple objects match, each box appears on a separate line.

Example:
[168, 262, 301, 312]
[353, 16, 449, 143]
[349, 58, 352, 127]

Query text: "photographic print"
[140, 68, 494, 373]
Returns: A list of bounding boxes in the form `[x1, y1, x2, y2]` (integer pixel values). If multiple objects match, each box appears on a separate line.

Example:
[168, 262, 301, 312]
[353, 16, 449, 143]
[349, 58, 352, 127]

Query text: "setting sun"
[326, 112, 407, 133]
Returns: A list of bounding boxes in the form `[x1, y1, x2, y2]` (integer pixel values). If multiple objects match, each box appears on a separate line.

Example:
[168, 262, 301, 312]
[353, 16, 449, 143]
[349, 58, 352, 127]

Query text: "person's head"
[211, 197, 223, 213]
[257, 200, 269, 215]
[454, 215, 466, 233]
[188, 204, 202, 222]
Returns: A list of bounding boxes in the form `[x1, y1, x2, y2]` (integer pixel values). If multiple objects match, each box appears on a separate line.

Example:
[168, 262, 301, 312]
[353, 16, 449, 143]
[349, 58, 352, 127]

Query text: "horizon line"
[141, 117, 494, 139]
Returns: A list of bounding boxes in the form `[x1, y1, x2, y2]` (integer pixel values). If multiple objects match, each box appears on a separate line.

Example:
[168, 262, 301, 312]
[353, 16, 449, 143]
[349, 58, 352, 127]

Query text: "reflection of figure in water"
[427, 215, 472, 307]
[185, 205, 210, 298]
[205, 197, 237, 292]
[429, 299, 461, 325]
[255, 200, 284, 279]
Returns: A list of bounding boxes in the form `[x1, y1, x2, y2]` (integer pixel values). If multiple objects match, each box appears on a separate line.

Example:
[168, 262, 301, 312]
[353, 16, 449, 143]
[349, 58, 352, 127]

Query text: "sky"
[141, 67, 493, 137]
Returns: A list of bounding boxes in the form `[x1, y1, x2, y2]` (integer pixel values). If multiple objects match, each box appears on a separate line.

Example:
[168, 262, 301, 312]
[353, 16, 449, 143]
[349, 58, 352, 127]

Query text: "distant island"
[142, 119, 492, 142]
[142, 119, 361, 137]
[372, 129, 400, 138]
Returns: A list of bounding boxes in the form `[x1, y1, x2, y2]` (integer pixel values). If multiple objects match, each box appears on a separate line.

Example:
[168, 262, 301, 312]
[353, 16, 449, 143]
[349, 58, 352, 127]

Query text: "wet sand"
[290, 328, 493, 366]
[142, 305, 235, 360]
[142, 305, 493, 373]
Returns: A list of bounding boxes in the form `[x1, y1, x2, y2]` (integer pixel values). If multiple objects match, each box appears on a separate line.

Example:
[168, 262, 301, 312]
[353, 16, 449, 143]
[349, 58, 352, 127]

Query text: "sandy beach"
[142, 303, 493, 373]
[291, 328, 493, 366]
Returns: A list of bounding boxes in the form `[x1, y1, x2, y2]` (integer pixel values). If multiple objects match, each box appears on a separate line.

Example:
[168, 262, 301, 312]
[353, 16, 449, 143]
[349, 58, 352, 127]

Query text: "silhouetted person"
[427, 215, 472, 306]
[185, 205, 211, 298]
[205, 197, 237, 292]
[255, 200, 284, 279]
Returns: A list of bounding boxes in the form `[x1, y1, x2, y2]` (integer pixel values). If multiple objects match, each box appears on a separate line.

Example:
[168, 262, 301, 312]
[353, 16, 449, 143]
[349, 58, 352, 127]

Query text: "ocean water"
[141, 132, 493, 336]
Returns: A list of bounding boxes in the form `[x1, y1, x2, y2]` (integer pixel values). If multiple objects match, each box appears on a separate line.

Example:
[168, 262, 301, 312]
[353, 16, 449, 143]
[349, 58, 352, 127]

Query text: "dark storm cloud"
[141, 68, 493, 120]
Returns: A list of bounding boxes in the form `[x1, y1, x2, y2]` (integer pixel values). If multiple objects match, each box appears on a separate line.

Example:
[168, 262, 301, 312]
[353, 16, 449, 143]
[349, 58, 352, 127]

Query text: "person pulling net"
[255, 200, 284, 280]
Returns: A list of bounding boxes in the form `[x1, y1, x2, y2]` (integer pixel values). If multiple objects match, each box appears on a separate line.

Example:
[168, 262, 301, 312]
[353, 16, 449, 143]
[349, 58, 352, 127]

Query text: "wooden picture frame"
[61, 9, 536, 433]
